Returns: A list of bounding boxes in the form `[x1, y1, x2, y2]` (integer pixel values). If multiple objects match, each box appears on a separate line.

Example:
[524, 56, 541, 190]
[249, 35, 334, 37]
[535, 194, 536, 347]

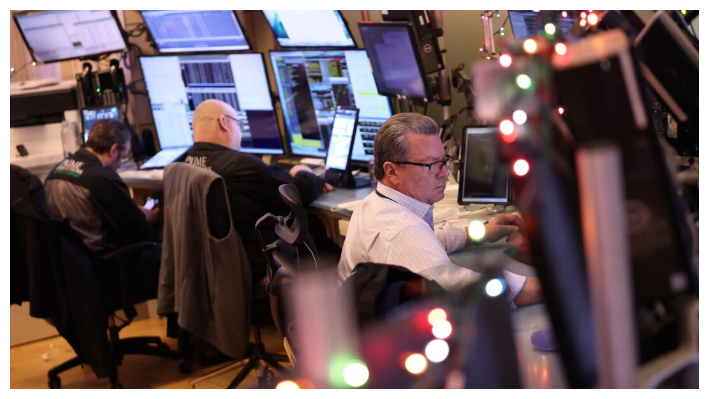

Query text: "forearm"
[512, 276, 543, 306]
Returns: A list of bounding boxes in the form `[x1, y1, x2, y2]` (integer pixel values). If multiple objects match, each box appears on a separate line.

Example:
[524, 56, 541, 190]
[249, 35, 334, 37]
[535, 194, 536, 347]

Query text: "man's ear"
[217, 115, 229, 132]
[383, 161, 399, 185]
[109, 143, 120, 158]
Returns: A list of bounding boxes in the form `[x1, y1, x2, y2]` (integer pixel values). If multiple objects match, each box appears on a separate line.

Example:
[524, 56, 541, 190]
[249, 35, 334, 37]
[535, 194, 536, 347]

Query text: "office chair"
[193, 183, 318, 387]
[10, 164, 178, 388]
[159, 163, 288, 389]
[254, 184, 322, 367]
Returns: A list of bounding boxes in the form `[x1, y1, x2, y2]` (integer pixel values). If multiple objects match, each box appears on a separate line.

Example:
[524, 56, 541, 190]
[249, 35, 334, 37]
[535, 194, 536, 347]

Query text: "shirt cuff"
[502, 271, 527, 309]
[434, 222, 468, 253]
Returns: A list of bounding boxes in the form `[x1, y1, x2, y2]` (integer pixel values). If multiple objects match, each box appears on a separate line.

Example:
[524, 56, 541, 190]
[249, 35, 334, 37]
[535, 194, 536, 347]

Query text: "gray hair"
[372, 113, 439, 180]
[86, 120, 132, 155]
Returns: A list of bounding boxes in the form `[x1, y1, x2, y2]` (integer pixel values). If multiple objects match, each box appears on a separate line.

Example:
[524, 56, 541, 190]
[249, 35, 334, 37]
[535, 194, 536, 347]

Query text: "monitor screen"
[358, 22, 431, 101]
[508, 10, 576, 40]
[81, 105, 121, 143]
[270, 50, 392, 160]
[139, 147, 190, 170]
[325, 108, 359, 171]
[140, 10, 250, 53]
[458, 126, 510, 205]
[139, 53, 284, 154]
[13, 10, 127, 64]
[262, 10, 355, 48]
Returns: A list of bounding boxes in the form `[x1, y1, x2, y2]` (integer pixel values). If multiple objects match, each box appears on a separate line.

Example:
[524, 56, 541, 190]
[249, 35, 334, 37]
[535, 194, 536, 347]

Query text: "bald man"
[183, 100, 333, 282]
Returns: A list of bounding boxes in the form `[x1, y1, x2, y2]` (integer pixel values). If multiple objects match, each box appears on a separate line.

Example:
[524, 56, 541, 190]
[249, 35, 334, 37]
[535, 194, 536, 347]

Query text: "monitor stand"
[324, 169, 371, 189]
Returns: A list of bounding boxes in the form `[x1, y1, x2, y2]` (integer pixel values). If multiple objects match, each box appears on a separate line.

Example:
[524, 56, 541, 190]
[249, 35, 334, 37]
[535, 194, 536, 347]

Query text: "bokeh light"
[425, 340, 450, 363]
[432, 320, 453, 339]
[343, 361, 369, 388]
[404, 354, 428, 375]
[428, 308, 447, 325]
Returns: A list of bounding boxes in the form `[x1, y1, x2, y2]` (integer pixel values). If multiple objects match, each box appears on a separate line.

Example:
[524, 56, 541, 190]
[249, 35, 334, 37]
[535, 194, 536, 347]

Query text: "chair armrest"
[102, 241, 156, 262]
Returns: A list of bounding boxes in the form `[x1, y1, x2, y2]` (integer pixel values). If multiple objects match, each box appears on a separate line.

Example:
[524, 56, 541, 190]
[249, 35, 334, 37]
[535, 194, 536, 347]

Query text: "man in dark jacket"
[184, 99, 333, 282]
[45, 120, 161, 300]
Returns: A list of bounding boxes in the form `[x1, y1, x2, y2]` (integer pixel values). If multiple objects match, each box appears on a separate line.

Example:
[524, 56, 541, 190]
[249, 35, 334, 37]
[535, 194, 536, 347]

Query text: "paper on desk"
[433, 206, 460, 224]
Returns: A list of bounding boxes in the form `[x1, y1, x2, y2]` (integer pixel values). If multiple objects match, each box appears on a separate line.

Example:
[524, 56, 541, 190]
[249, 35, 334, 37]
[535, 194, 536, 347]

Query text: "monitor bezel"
[325, 107, 360, 172]
[357, 21, 433, 102]
[12, 10, 129, 64]
[139, 10, 253, 54]
[457, 125, 511, 206]
[138, 52, 284, 155]
[262, 10, 358, 50]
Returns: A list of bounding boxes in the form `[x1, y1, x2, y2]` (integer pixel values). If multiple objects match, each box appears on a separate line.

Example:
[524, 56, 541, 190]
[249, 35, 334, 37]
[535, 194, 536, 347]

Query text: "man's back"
[184, 142, 325, 280]
[45, 148, 154, 252]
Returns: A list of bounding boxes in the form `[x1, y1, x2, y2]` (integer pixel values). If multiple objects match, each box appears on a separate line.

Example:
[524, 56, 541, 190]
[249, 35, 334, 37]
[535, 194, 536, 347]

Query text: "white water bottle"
[61, 121, 81, 158]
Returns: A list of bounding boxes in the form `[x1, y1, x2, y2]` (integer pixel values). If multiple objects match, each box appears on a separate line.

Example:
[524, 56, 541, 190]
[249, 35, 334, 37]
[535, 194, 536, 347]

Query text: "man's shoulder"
[352, 194, 427, 234]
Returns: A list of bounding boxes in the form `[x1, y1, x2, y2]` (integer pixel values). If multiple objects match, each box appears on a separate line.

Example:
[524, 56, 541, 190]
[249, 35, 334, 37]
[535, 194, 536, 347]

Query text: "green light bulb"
[516, 74, 532, 90]
[545, 23, 556, 35]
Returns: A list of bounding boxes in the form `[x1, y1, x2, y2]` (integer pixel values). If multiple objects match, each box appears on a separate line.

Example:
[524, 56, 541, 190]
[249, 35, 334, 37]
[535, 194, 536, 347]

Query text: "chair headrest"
[275, 184, 309, 246]
[10, 164, 53, 221]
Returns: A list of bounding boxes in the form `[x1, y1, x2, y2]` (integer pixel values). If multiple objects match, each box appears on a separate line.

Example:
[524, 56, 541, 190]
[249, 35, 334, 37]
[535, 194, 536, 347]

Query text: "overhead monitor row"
[13, 10, 358, 64]
[12, 10, 438, 104]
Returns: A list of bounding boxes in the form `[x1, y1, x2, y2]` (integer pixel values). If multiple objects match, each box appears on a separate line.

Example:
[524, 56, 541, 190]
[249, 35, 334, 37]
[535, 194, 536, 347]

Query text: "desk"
[449, 245, 567, 388]
[117, 169, 164, 205]
[308, 186, 375, 247]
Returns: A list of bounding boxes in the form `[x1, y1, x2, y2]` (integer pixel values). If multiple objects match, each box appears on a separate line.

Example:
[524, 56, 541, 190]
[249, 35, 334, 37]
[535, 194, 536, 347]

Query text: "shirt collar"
[376, 182, 434, 220]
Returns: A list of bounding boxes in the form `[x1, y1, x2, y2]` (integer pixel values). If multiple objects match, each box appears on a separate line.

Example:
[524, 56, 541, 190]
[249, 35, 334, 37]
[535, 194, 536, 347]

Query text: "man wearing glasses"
[337, 113, 542, 306]
[184, 99, 333, 284]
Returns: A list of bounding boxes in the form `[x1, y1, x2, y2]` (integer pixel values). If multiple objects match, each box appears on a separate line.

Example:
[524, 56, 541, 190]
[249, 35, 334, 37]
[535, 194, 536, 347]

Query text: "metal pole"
[428, 10, 451, 121]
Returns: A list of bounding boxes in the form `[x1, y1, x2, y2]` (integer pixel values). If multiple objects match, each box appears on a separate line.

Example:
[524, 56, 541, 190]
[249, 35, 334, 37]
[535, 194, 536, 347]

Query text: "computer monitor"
[508, 10, 576, 40]
[140, 10, 250, 53]
[325, 107, 359, 172]
[458, 126, 510, 205]
[262, 10, 356, 48]
[139, 53, 284, 155]
[139, 147, 189, 170]
[270, 50, 392, 159]
[13, 10, 127, 64]
[81, 105, 121, 143]
[358, 22, 433, 102]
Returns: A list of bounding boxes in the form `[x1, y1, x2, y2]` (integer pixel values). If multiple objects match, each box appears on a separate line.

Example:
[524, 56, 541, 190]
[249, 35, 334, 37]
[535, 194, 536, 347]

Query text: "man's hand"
[507, 230, 531, 253]
[485, 213, 522, 243]
[141, 206, 161, 225]
[323, 182, 334, 192]
[512, 276, 543, 306]
[289, 164, 314, 177]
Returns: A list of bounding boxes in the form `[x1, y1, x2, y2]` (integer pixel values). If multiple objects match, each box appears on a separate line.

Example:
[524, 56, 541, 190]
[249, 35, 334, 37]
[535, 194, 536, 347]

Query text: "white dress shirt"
[337, 183, 527, 304]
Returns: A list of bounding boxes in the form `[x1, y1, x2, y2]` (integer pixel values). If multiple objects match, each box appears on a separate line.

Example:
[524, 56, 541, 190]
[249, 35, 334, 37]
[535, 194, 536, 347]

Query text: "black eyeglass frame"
[392, 155, 453, 173]
[221, 114, 244, 130]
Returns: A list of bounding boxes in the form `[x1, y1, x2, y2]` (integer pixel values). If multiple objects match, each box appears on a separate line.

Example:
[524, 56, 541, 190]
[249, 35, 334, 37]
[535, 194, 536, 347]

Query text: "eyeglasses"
[221, 114, 244, 131]
[393, 155, 453, 174]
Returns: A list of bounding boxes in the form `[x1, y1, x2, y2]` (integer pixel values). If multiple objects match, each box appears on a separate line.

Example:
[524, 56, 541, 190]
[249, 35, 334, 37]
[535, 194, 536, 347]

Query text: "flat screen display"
[263, 10, 355, 48]
[140, 10, 250, 53]
[358, 22, 430, 101]
[14, 10, 127, 63]
[508, 10, 576, 40]
[325, 108, 359, 171]
[270, 50, 391, 160]
[81, 105, 121, 143]
[139, 147, 190, 170]
[140, 53, 284, 154]
[458, 126, 510, 205]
